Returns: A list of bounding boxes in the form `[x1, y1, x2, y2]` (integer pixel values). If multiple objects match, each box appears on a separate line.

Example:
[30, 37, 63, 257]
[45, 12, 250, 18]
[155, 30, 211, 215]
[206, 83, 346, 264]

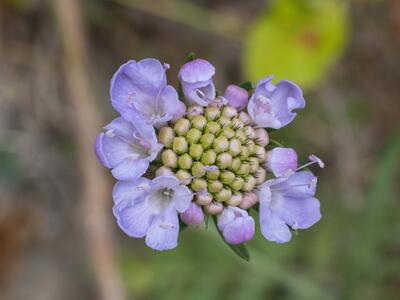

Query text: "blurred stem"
[111, 0, 244, 42]
[52, 1, 126, 300]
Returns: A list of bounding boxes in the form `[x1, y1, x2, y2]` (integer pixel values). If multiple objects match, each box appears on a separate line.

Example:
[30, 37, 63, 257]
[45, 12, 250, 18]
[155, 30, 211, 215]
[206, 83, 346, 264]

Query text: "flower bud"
[239, 192, 258, 209]
[191, 161, 205, 176]
[217, 206, 255, 244]
[191, 115, 207, 130]
[220, 170, 235, 184]
[265, 147, 298, 177]
[242, 175, 256, 192]
[226, 193, 243, 206]
[255, 145, 266, 162]
[223, 85, 249, 110]
[178, 153, 193, 170]
[175, 169, 192, 185]
[217, 152, 232, 169]
[206, 169, 220, 180]
[218, 116, 231, 127]
[158, 127, 175, 148]
[231, 117, 244, 129]
[244, 126, 256, 139]
[162, 149, 178, 169]
[174, 118, 190, 136]
[186, 105, 203, 119]
[255, 128, 269, 146]
[248, 156, 259, 173]
[208, 180, 223, 193]
[180, 203, 204, 225]
[155, 166, 174, 177]
[204, 121, 221, 134]
[238, 111, 251, 125]
[172, 137, 188, 154]
[186, 128, 202, 144]
[229, 139, 242, 157]
[222, 105, 239, 118]
[205, 106, 221, 121]
[200, 133, 214, 149]
[255, 167, 267, 184]
[222, 127, 235, 139]
[238, 163, 250, 176]
[189, 144, 203, 160]
[213, 136, 229, 153]
[235, 129, 246, 143]
[215, 188, 232, 202]
[229, 177, 244, 191]
[191, 178, 207, 192]
[201, 150, 216, 165]
[205, 202, 224, 215]
[240, 147, 250, 160]
[230, 158, 241, 171]
[195, 192, 213, 205]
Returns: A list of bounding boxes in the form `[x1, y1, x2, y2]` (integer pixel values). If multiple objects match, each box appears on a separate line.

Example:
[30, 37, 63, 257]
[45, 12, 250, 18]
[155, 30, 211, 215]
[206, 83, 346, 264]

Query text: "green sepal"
[185, 52, 196, 63]
[179, 219, 188, 231]
[178, 81, 185, 102]
[238, 81, 254, 91]
[269, 138, 284, 147]
[212, 216, 250, 262]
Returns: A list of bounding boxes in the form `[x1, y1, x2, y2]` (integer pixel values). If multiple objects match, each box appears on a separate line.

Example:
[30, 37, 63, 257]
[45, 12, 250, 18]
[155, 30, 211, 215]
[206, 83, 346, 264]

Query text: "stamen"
[296, 155, 325, 171]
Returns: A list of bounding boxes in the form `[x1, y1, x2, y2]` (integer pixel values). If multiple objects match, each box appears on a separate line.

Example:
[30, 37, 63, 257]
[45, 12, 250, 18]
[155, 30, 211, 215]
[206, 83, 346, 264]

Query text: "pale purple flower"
[110, 58, 185, 127]
[95, 117, 162, 180]
[223, 85, 249, 110]
[257, 171, 321, 243]
[247, 76, 305, 129]
[217, 206, 255, 244]
[180, 202, 204, 226]
[265, 147, 298, 177]
[178, 58, 216, 106]
[113, 176, 193, 250]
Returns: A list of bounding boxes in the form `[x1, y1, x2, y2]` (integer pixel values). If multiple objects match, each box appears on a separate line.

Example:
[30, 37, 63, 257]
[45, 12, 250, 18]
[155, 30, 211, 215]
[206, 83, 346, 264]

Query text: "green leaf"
[185, 52, 196, 63]
[243, 0, 348, 90]
[238, 81, 254, 91]
[212, 216, 250, 261]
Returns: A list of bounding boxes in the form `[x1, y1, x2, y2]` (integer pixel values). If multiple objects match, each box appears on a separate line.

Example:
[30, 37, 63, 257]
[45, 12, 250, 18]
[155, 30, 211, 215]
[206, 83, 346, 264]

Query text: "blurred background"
[1, 0, 399, 299]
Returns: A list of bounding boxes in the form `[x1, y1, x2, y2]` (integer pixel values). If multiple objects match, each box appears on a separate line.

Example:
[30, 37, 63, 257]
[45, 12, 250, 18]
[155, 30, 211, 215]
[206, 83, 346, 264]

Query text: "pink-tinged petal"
[111, 158, 149, 180]
[265, 147, 298, 177]
[178, 59, 215, 83]
[145, 208, 179, 251]
[222, 215, 255, 244]
[114, 199, 154, 238]
[223, 85, 249, 110]
[277, 197, 321, 229]
[180, 203, 204, 226]
[112, 178, 151, 205]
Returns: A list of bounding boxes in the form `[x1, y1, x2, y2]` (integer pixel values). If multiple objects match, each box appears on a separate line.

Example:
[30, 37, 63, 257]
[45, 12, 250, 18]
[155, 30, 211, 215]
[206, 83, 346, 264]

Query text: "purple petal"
[222, 215, 255, 244]
[265, 147, 298, 177]
[178, 59, 215, 83]
[112, 178, 151, 205]
[158, 85, 185, 122]
[274, 171, 317, 198]
[94, 133, 111, 168]
[277, 197, 321, 229]
[145, 208, 179, 250]
[152, 175, 180, 190]
[180, 203, 204, 226]
[171, 185, 193, 213]
[111, 158, 149, 180]
[223, 85, 249, 110]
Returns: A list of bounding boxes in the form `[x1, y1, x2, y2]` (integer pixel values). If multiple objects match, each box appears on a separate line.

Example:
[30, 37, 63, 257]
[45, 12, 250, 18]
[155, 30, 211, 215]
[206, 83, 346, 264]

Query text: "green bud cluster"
[158, 105, 268, 209]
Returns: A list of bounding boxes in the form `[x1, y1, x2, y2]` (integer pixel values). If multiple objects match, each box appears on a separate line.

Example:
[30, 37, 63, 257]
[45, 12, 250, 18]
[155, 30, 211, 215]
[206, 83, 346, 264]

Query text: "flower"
[265, 147, 298, 177]
[95, 117, 162, 180]
[247, 76, 305, 129]
[113, 176, 193, 250]
[223, 85, 249, 110]
[110, 58, 185, 127]
[178, 58, 216, 106]
[180, 202, 204, 225]
[257, 171, 321, 243]
[217, 206, 255, 244]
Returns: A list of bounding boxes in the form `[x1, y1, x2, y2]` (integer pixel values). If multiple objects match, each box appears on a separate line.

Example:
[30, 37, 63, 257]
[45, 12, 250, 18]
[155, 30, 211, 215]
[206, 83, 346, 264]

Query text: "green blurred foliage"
[243, 0, 348, 90]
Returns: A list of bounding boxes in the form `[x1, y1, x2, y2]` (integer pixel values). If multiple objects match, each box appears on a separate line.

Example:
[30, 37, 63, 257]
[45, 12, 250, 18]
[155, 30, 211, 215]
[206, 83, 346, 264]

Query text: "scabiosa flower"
[111, 58, 186, 127]
[95, 117, 162, 180]
[247, 75, 306, 129]
[178, 58, 216, 106]
[113, 176, 192, 250]
[96, 53, 324, 258]
[257, 171, 321, 243]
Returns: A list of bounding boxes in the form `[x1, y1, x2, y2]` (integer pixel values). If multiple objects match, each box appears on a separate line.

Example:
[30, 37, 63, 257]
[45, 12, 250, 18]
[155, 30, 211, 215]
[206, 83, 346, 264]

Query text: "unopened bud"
[191, 161, 205, 176]
[178, 153, 193, 170]
[191, 115, 207, 130]
[217, 152, 232, 169]
[195, 192, 213, 205]
[223, 85, 249, 110]
[201, 150, 216, 165]
[213, 136, 229, 153]
[238, 163, 250, 176]
[220, 170, 235, 184]
[158, 127, 175, 148]
[180, 202, 204, 225]
[162, 149, 178, 169]
[255, 128, 269, 146]
[231, 117, 244, 129]
[248, 157, 259, 173]
[186, 128, 202, 144]
[255, 145, 267, 162]
[255, 167, 267, 184]
[235, 129, 246, 143]
[229, 139, 242, 157]
[205, 106, 221, 121]
[205, 202, 224, 215]
[242, 175, 256, 192]
[218, 116, 231, 127]
[229, 177, 244, 191]
[200, 133, 214, 149]
[204, 121, 221, 134]
[186, 105, 203, 119]
[172, 137, 188, 154]
[244, 126, 256, 139]
[222, 106, 238, 118]
[191, 178, 207, 192]
[174, 118, 190, 136]
[238, 111, 251, 125]
[189, 144, 203, 160]
[215, 188, 232, 202]
[206, 169, 220, 180]
[155, 166, 174, 177]
[222, 127, 235, 139]
[175, 169, 192, 185]
[226, 193, 243, 206]
[208, 180, 223, 193]
[230, 158, 241, 171]
[265, 147, 298, 177]
[239, 192, 258, 209]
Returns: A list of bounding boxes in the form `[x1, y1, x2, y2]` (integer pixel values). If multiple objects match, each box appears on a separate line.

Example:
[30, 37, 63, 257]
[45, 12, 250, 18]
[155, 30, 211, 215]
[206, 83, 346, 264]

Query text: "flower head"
[95, 117, 162, 180]
[257, 171, 321, 243]
[179, 59, 216, 106]
[113, 176, 193, 250]
[217, 206, 255, 244]
[247, 76, 305, 129]
[111, 58, 185, 127]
